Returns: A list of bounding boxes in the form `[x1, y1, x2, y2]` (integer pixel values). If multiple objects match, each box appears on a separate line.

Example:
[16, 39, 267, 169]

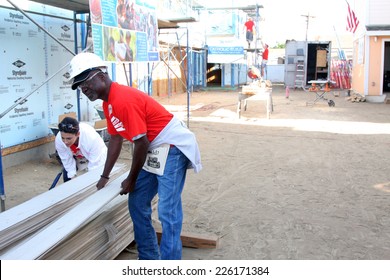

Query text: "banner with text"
[89, 0, 159, 63]
[208, 46, 245, 64]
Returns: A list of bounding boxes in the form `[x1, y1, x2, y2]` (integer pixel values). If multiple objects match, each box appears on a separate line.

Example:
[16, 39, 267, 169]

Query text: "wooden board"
[40, 195, 134, 259]
[0, 164, 125, 255]
[316, 50, 327, 67]
[156, 229, 219, 249]
[0, 172, 129, 259]
[1, 136, 55, 156]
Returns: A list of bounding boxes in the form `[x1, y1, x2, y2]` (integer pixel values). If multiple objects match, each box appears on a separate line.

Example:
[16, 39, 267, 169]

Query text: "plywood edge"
[0, 164, 125, 231]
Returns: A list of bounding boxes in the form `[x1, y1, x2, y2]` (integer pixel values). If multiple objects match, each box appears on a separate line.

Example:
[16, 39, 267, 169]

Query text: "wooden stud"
[155, 229, 219, 249]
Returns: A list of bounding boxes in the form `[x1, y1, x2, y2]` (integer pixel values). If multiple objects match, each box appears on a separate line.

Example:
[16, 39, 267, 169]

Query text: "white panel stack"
[0, 164, 148, 260]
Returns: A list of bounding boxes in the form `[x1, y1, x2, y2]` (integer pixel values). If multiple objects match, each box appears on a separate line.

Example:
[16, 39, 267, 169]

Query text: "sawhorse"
[306, 80, 335, 107]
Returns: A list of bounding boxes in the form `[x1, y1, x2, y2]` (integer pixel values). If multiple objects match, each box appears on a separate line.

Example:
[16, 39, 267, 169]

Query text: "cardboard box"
[316, 50, 327, 67]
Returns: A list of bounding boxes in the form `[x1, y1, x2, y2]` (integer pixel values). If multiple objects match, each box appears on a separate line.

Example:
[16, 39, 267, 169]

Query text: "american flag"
[346, 1, 359, 33]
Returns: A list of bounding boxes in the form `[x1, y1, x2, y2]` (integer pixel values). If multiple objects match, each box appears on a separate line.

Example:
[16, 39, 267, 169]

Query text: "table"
[237, 87, 273, 119]
[306, 80, 335, 107]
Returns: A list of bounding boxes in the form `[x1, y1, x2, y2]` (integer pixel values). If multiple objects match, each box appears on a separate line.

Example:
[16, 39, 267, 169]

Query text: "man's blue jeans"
[128, 146, 189, 260]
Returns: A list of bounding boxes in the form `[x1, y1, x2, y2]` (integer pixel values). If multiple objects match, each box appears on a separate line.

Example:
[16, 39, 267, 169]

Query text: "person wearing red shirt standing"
[243, 17, 255, 48]
[67, 52, 202, 260]
[261, 42, 269, 78]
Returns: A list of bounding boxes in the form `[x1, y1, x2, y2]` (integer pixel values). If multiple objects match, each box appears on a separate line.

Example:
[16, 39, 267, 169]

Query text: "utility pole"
[301, 13, 315, 42]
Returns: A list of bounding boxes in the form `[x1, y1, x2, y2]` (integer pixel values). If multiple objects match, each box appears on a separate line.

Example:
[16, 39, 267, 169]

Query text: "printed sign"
[208, 46, 245, 64]
[89, 0, 159, 62]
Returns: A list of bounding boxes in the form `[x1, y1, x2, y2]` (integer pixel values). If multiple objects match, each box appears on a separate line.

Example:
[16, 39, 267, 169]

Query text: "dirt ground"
[2, 84, 390, 260]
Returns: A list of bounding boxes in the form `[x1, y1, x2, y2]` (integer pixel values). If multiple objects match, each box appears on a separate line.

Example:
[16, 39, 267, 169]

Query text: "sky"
[196, 0, 356, 46]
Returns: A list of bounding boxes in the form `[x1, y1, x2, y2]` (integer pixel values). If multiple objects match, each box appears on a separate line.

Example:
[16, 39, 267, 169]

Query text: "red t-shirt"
[244, 20, 255, 32]
[103, 82, 173, 142]
[262, 48, 269, 60]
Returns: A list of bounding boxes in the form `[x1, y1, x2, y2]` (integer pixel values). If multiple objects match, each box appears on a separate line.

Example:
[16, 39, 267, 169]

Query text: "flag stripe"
[346, 2, 359, 33]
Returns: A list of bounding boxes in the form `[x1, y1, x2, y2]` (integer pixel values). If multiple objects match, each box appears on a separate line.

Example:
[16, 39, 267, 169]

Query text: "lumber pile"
[346, 92, 366, 102]
[0, 164, 154, 260]
[40, 195, 156, 260]
[0, 163, 217, 259]
[155, 229, 219, 249]
[0, 164, 124, 254]
[40, 195, 132, 259]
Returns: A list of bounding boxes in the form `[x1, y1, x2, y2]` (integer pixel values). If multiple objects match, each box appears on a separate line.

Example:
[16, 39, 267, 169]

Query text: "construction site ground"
[3, 84, 390, 260]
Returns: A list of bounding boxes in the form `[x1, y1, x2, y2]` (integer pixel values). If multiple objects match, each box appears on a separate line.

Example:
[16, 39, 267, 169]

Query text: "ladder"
[294, 60, 305, 89]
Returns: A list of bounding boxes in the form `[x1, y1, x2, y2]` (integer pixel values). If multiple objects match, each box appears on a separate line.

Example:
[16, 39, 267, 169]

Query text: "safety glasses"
[77, 71, 102, 91]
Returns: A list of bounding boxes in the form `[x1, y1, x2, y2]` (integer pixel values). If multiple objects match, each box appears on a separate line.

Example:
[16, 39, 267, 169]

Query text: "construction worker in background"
[243, 17, 255, 48]
[55, 116, 107, 182]
[247, 65, 261, 80]
[67, 52, 202, 260]
[261, 42, 269, 78]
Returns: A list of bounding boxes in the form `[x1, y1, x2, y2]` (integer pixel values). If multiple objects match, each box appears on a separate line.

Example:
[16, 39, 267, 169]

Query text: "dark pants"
[63, 169, 71, 182]
[246, 31, 253, 42]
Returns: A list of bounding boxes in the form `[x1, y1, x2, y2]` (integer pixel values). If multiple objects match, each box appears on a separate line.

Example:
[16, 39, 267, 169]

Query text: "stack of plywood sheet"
[0, 164, 151, 260]
[40, 194, 132, 259]
[0, 166, 121, 253]
[42, 194, 157, 260]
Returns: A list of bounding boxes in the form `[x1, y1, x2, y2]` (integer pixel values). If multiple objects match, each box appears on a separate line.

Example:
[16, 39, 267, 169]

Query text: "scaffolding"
[192, 4, 264, 85]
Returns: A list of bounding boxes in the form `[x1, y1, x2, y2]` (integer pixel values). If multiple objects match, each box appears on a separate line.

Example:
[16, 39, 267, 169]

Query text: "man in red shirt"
[67, 52, 202, 260]
[244, 17, 255, 48]
[261, 43, 269, 78]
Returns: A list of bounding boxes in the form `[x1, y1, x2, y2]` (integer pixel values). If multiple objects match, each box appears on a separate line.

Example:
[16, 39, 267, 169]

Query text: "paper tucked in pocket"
[142, 144, 170, 175]
[76, 157, 88, 171]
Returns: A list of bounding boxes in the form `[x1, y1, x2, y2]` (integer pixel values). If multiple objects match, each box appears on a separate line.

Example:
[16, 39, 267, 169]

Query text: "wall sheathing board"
[0, 1, 84, 149]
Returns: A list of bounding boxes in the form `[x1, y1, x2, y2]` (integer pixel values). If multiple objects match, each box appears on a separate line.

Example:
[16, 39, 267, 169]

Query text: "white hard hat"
[68, 52, 107, 89]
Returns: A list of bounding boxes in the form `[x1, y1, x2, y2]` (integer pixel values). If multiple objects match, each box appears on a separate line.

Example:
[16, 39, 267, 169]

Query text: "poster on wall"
[89, 0, 159, 62]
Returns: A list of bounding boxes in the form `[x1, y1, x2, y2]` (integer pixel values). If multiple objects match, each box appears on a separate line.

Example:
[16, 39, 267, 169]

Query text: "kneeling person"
[55, 117, 107, 181]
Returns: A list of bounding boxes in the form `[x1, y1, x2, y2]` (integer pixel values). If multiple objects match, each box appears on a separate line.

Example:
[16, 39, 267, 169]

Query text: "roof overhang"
[158, 17, 197, 29]
[192, 4, 264, 17]
[30, 1, 193, 29]
[31, 0, 90, 13]
[158, 19, 179, 29]
[366, 25, 390, 31]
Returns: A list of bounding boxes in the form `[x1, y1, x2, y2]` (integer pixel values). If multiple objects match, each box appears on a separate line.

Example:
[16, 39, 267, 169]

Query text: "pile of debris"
[346, 91, 366, 102]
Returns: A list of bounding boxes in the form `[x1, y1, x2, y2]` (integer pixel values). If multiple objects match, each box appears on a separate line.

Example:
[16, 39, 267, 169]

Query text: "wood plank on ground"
[155, 229, 219, 249]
